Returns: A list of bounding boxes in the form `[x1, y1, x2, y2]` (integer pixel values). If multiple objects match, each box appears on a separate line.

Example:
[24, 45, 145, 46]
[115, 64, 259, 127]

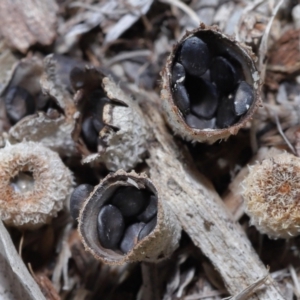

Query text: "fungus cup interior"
[70, 67, 112, 153]
[10, 169, 35, 193]
[79, 178, 158, 263]
[171, 30, 257, 131]
[2, 61, 64, 126]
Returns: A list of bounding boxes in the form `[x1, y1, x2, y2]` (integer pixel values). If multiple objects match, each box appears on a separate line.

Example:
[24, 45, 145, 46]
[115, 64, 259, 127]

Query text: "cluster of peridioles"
[171, 35, 254, 130]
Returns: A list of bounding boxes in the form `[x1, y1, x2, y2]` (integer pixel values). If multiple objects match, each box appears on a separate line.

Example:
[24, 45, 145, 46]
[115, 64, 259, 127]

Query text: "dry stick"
[235, 0, 266, 42]
[158, 0, 200, 27]
[258, 0, 285, 82]
[133, 88, 284, 299]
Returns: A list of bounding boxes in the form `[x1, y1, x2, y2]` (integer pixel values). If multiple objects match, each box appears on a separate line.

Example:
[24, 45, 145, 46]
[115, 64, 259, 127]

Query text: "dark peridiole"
[138, 217, 157, 241]
[110, 186, 149, 217]
[70, 67, 86, 90]
[70, 184, 93, 220]
[92, 116, 104, 132]
[74, 82, 110, 153]
[5, 86, 36, 124]
[120, 222, 145, 253]
[233, 81, 254, 116]
[172, 63, 186, 85]
[172, 83, 190, 115]
[97, 204, 125, 249]
[187, 78, 219, 119]
[81, 116, 100, 151]
[210, 56, 238, 93]
[179, 36, 211, 77]
[138, 195, 158, 222]
[216, 95, 238, 128]
[186, 114, 216, 129]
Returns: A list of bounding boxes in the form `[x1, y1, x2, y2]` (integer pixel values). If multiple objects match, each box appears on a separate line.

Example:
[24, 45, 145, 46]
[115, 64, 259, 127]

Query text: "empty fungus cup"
[0, 141, 74, 229]
[242, 152, 300, 239]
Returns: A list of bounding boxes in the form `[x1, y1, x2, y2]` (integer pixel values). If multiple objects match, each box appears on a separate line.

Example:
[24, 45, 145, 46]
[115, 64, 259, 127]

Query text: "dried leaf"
[266, 29, 300, 90]
[0, 0, 58, 53]
[104, 0, 154, 43]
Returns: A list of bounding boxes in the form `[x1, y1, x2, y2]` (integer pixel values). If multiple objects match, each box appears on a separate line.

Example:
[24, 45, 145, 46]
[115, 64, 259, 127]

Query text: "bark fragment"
[131, 86, 284, 299]
[0, 0, 58, 53]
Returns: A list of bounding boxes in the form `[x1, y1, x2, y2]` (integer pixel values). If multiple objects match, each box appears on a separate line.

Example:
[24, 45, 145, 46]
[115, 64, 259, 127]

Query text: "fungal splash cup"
[76, 170, 181, 265]
[161, 24, 260, 143]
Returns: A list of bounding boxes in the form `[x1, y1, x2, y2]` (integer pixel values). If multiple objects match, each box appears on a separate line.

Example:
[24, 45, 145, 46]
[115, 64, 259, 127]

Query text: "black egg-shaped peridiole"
[216, 96, 238, 128]
[70, 67, 86, 90]
[180, 36, 210, 77]
[110, 186, 149, 217]
[5, 86, 36, 124]
[96, 96, 110, 114]
[92, 116, 104, 132]
[89, 90, 108, 112]
[210, 57, 239, 93]
[138, 217, 157, 241]
[70, 184, 94, 220]
[233, 81, 254, 116]
[120, 222, 145, 254]
[138, 195, 158, 223]
[81, 116, 99, 151]
[187, 78, 219, 119]
[186, 114, 216, 129]
[97, 205, 125, 249]
[172, 83, 190, 115]
[172, 63, 186, 85]
[92, 95, 110, 126]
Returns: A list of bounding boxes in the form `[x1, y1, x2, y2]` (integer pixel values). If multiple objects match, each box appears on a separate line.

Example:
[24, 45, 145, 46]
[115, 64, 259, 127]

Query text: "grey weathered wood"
[132, 88, 284, 299]
[0, 220, 46, 300]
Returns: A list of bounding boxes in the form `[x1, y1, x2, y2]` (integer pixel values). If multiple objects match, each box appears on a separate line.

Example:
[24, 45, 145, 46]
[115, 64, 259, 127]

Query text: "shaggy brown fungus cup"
[78, 170, 181, 265]
[161, 24, 260, 143]
[242, 152, 300, 239]
[0, 141, 74, 229]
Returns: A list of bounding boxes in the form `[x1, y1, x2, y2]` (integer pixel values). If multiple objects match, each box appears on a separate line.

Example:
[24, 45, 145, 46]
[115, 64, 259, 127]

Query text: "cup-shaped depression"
[78, 170, 180, 265]
[162, 25, 260, 143]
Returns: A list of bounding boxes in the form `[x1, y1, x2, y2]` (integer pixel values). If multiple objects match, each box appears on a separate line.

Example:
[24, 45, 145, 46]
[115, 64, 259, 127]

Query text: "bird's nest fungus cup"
[161, 24, 261, 143]
[243, 152, 300, 239]
[77, 170, 181, 265]
[0, 141, 74, 229]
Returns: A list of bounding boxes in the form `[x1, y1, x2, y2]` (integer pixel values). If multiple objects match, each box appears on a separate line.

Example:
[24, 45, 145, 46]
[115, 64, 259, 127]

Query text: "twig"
[258, 0, 285, 82]
[289, 265, 300, 298]
[235, 0, 266, 42]
[159, 0, 200, 27]
[184, 290, 227, 299]
[274, 114, 296, 155]
[223, 272, 270, 300]
[18, 230, 25, 257]
[105, 50, 151, 67]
